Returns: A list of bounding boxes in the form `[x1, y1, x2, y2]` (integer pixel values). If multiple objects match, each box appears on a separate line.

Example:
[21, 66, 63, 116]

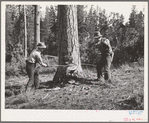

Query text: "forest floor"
[5, 64, 144, 110]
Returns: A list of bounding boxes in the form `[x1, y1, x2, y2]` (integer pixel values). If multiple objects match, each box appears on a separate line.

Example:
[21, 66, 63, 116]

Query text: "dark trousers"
[26, 61, 40, 92]
[96, 55, 111, 81]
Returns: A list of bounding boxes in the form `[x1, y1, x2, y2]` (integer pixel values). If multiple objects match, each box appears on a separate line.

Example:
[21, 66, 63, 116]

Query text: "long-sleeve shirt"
[99, 38, 113, 56]
[27, 49, 47, 66]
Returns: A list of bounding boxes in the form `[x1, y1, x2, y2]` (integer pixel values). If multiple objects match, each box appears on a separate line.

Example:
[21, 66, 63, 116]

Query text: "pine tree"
[34, 5, 40, 48]
[24, 5, 27, 58]
[129, 5, 137, 28]
[53, 5, 83, 83]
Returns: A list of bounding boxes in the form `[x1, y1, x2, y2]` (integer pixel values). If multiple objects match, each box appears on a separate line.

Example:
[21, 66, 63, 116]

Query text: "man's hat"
[37, 42, 46, 48]
[94, 31, 103, 38]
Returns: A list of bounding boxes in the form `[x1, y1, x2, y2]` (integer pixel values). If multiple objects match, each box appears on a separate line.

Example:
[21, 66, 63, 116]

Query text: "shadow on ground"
[33, 77, 113, 90]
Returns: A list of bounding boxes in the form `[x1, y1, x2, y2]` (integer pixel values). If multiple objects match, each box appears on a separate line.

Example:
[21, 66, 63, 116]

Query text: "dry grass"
[5, 64, 144, 110]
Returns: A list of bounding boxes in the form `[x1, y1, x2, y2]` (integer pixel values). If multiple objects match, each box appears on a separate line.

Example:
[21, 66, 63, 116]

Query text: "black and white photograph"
[1, 1, 148, 122]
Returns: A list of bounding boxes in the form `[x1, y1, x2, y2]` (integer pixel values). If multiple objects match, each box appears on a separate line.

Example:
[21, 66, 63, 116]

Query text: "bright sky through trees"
[40, 2, 146, 24]
[86, 2, 145, 24]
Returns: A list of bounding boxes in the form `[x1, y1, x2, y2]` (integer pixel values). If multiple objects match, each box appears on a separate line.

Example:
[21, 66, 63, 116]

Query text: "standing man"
[26, 42, 48, 93]
[94, 31, 114, 83]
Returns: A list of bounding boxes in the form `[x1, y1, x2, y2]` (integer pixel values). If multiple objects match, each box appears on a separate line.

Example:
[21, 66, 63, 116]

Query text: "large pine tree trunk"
[34, 5, 40, 48]
[53, 5, 83, 83]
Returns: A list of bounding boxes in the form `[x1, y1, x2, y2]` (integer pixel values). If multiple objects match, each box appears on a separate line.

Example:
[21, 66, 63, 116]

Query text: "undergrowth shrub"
[6, 44, 26, 77]
[6, 58, 26, 77]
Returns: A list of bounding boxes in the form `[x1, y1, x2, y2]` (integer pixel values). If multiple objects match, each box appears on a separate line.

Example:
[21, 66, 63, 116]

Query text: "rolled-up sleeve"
[36, 52, 43, 65]
[35, 52, 46, 66]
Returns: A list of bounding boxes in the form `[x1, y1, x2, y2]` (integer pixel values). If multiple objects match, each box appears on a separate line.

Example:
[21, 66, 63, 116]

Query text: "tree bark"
[18, 5, 21, 44]
[53, 5, 83, 83]
[34, 5, 40, 48]
[24, 5, 27, 58]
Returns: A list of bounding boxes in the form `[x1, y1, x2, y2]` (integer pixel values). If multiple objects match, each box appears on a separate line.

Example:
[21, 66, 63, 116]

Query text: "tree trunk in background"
[53, 5, 83, 83]
[18, 5, 21, 44]
[24, 5, 27, 58]
[34, 5, 40, 48]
